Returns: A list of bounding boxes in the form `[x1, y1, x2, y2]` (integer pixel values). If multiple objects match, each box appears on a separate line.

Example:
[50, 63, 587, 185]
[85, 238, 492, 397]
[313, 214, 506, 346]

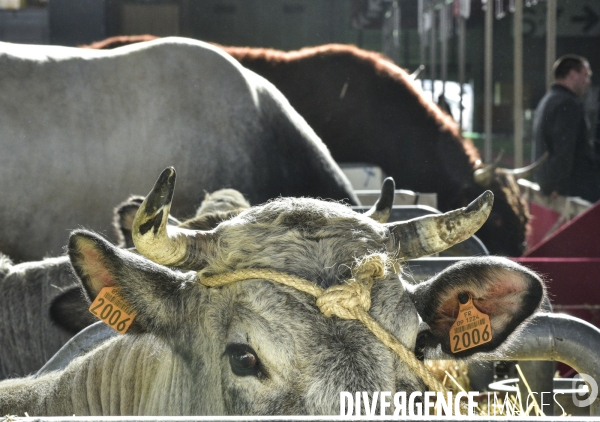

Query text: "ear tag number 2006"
[88, 287, 136, 334]
[449, 294, 492, 353]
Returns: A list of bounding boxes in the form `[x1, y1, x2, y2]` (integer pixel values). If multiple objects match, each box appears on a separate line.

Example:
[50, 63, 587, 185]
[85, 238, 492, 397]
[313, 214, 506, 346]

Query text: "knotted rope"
[200, 253, 448, 395]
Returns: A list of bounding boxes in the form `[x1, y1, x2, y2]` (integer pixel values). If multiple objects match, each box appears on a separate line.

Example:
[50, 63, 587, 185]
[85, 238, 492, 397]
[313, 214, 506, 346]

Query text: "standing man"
[533, 55, 600, 202]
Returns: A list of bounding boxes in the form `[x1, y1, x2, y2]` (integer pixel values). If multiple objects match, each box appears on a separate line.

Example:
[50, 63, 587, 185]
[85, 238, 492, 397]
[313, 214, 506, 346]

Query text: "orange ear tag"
[449, 294, 492, 353]
[88, 287, 136, 334]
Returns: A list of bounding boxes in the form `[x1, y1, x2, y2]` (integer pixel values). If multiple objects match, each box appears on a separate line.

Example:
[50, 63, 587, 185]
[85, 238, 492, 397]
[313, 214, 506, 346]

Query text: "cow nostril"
[414, 344, 425, 361]
[414, 330, 434, 361]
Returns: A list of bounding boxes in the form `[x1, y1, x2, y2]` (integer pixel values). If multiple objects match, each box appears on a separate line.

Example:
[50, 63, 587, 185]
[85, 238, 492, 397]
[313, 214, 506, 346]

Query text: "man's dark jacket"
[533, 84, 599, 201]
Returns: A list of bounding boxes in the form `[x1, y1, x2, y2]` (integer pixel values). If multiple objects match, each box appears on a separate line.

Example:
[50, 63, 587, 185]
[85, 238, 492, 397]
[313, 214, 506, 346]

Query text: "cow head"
[68, 168, 545, 415]
[470, 153, 547, 256]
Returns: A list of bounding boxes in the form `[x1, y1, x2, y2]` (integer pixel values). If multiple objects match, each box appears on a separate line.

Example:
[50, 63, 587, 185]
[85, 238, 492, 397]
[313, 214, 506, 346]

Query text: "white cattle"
[0, 37, 357, 262]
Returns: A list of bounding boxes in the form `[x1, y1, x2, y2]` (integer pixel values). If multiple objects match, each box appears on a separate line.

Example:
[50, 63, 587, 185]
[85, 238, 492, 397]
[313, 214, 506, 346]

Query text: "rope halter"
[200, 253, 448, 395]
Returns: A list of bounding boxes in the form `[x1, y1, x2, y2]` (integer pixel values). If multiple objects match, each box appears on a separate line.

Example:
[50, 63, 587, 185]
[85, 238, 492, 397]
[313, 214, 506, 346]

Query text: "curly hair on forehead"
[554, 54, 589, 80]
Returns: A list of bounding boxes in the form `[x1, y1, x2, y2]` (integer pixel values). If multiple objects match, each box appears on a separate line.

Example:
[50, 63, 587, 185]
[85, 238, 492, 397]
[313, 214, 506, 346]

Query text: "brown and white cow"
[221, 44, 535, 257]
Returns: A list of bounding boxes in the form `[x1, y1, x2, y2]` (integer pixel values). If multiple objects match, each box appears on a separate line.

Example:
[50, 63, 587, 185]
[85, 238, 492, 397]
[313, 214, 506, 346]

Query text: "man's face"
[572, 62, 592, 97]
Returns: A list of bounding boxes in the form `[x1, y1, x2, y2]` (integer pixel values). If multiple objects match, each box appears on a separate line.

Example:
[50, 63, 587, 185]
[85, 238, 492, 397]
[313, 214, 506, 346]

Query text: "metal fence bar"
[7, 416, 597, 422]
[484, 0, 494, 163]
[513, 0, 523, 168]
[545, 0, 557, 91]
[497, 312, 600, 416]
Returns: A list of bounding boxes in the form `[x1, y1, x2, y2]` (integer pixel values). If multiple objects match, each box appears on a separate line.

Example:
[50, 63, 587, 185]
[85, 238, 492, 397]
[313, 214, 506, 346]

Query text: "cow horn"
[364, 177, 395, 223]
[473, 151, 504, 187]
[386, 191, 493, 260]
[410, 64, 425, 80]
[132, 167, 215, 268]
[503, 152, 549, 180]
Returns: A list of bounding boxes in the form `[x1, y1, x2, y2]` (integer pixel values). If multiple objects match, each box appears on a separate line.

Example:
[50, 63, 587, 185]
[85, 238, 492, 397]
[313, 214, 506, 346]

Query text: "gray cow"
[0, 37, 357, 263]
[0, 168, 544, 416]
[0, 254, 95, 380]
[0, 188, 254, 380]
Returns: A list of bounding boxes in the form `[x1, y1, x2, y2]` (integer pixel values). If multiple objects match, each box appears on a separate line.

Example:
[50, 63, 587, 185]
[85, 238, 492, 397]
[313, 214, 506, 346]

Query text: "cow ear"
[408, 257, 545, 358]
[113, 195, 145, 248]
[69, 229, 198, 335]
[69, 231, 119, 300]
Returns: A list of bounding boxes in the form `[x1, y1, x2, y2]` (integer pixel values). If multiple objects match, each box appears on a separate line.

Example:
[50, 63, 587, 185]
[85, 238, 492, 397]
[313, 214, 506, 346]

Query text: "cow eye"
[226, 344, 264, 378]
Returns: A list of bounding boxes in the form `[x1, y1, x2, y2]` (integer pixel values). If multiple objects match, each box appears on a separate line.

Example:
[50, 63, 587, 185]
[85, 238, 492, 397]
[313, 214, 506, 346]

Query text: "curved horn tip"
[379, 177, 395, 203]
[156, 167, 176, 193]
[506, 151, 550, 179]
[133, 167, 191, 266]
[474, 151, 504, 181]
[375, 177, 395, 212]
[159, 166, 176, 182]
[143, 167, 177, 214]
[465, 190, 494, 213]
[364, 177, 395, 223]
[381, 177, 395, 191]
